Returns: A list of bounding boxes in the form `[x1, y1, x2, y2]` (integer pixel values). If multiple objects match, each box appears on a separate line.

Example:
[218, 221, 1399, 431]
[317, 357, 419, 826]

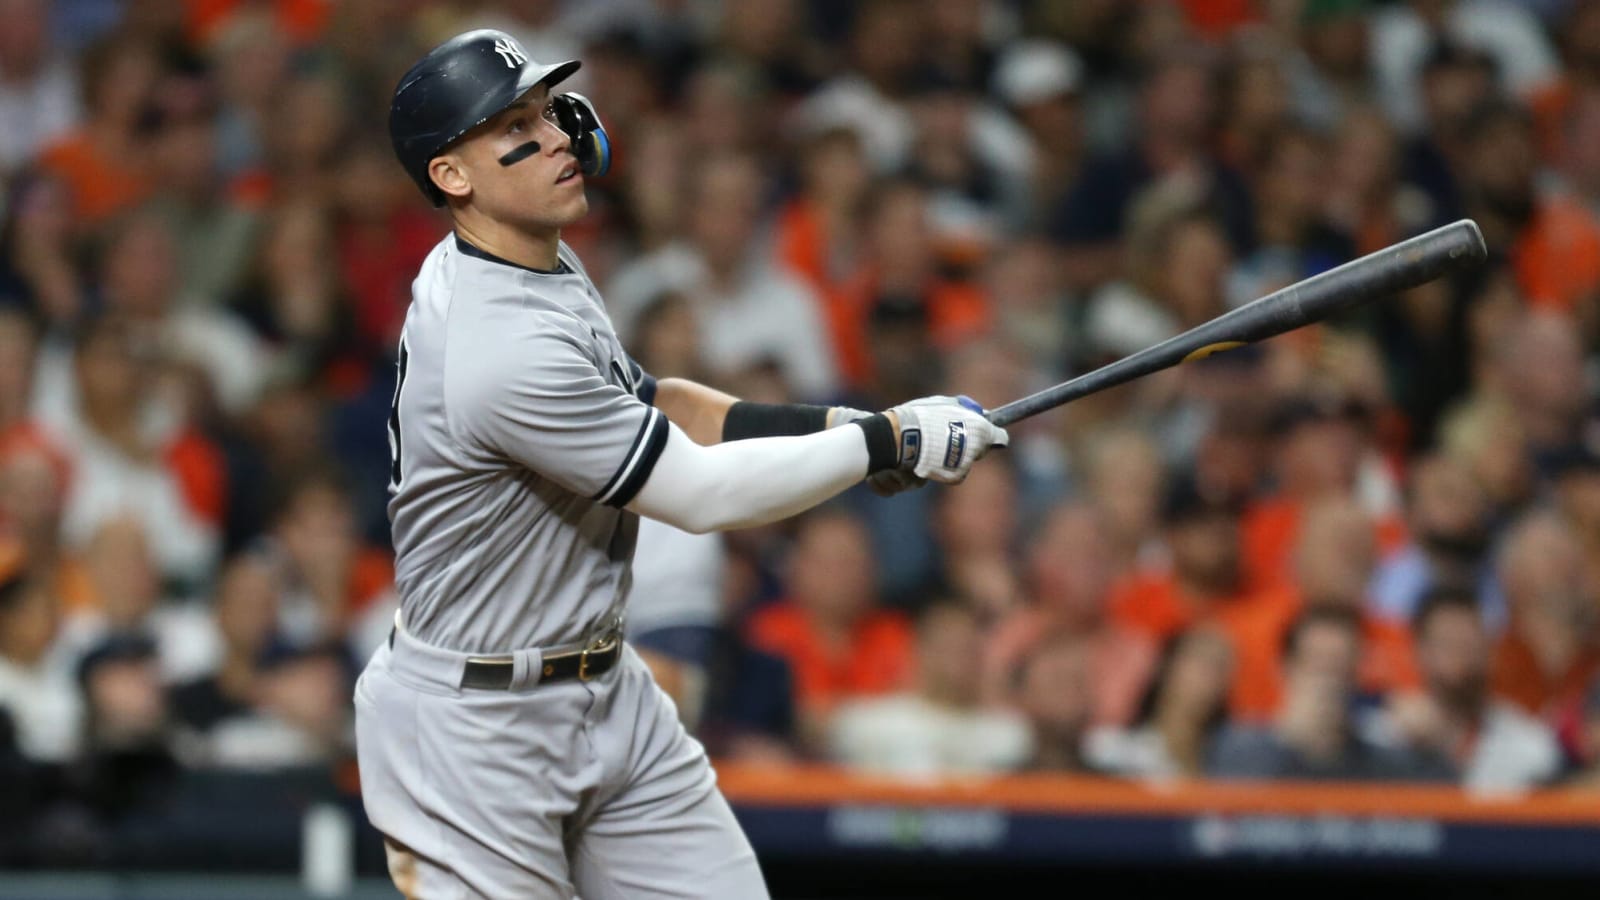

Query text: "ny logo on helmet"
[493, 39, 526, 68]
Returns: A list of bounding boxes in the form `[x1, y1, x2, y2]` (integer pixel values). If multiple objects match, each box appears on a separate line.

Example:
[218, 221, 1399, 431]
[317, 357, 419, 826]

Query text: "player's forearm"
[652, 377, 737, 445]
[627, 420, 897, 534]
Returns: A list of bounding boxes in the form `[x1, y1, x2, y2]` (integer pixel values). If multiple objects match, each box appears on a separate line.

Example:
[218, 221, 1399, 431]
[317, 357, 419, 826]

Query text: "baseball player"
[355, 30, 1008, 899]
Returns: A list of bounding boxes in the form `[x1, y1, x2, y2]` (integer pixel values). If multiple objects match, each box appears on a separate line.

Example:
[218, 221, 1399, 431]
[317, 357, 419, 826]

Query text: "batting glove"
[887, 395, 1009, 484]
[827, 406, 926, 496]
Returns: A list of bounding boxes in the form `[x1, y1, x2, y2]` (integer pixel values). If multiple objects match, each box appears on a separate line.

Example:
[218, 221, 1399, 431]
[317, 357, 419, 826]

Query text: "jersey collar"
[454, 233, 573, 276]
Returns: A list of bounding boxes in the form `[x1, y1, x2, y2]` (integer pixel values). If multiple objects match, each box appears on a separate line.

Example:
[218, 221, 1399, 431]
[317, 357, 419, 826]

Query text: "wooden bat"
[986, 219, 1488, 428]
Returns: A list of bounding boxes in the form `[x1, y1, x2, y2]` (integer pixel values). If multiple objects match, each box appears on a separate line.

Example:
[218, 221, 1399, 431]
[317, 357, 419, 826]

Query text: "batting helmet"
[389, 29, 599, 206]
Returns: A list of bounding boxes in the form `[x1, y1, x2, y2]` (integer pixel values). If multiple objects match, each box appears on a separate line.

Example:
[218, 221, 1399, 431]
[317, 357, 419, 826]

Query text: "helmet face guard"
[550, 92, 612, 178]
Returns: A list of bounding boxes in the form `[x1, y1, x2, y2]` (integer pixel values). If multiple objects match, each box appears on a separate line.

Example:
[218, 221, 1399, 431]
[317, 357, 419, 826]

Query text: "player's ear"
[429, 153, 472, 202]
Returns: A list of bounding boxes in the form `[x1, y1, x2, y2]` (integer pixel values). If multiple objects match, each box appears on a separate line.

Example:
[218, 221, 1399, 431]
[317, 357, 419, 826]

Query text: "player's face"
[450, 85, 588, 230]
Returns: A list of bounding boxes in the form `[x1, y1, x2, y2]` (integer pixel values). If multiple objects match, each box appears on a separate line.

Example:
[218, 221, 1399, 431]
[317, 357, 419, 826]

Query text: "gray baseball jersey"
[386, 233, 667, 654]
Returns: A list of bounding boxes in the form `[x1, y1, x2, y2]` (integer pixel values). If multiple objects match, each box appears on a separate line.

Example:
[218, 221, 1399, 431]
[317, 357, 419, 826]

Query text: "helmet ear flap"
[551, 92, 612, 177]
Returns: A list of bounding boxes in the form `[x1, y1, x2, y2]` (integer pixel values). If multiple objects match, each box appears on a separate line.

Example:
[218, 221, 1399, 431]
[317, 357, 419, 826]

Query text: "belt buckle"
[577, 627, 619, 682]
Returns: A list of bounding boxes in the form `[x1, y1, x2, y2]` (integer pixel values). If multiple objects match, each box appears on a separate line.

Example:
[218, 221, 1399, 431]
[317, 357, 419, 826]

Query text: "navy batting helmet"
[390, 30, 611, 206]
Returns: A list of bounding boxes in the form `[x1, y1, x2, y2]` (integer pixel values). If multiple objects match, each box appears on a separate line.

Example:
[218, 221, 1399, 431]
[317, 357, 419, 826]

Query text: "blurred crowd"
[5, 0, 1600, 865]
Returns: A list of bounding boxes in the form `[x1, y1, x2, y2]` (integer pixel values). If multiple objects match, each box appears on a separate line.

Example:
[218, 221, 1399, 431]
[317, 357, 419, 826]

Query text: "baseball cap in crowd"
[991, 39, 1083, 108]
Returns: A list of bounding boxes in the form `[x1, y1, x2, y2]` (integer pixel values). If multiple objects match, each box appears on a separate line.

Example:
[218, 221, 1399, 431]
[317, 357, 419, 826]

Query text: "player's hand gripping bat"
[985, 219, 1489, 428]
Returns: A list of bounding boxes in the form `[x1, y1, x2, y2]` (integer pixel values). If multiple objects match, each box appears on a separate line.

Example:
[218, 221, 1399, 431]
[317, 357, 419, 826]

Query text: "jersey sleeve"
[455, 314, 668, 508]
[627, 354, 657, 406]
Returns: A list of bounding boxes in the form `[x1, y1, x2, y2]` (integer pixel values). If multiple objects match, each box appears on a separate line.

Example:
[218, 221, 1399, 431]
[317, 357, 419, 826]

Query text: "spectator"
[1439, 395, 1536, 520]
[1325, 104, 1440, 256]
[1083, 183, 1234, 366]
[607, 151, 840, 400]
[1208, 607, 1452, 782]
[983, 503, 1156, 728]
[0, 0, 81, 176]
[1491, 511, 1600, 720]
[202, 11, 293, 180]
[920, 460, 1021, 618]
[331, 142, 441, 354]
[1110, 476, 1287, 646]
[1086, 625, 1235, 780]
[1080, 428, 1166, 575]
[627, 514, 726, 726]
[258, 465, 393, 659]
[831, 601, 1031, 777]
[206, 641, 352, 770]
[0, 172, 86, 325]
[62, 516, 218, 684]
[0, 423, 93, 611]
[1371, 452, 1502, 630]
[991, 39, 1087, 229]
[1285, 0, 1375, 131]
[1240, 392, 1402, 591]
[1494, 311, 1592, 460]
[143, 65, 262, 308]
[37, 33, 162, 224]
[0, 573, 81, 763]
[1459, 102, 1600, 317]
[168, 554, 279, 745]
[1051, 49, 1250, 292]
[1230, 497, 1422, 721]
[74, 633, 180, 817]
[1231, 124, 1356, 304]
[774, 125, 874, 383]
[746, 508, 914, 752]
[788, 0, 922, 172]
[229, 199, 365, 391]
[33, 315, 224, 586]
[833, 179, 992, 383]
[1016, 635, 1096, 773]
[1371, 0, 1559, 135]
[37, 207, 268, 418]
[1379, 588, 1563, 793]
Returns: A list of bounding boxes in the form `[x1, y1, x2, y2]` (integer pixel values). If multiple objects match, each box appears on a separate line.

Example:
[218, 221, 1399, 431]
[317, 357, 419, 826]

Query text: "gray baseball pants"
[354, 622, 769, 898]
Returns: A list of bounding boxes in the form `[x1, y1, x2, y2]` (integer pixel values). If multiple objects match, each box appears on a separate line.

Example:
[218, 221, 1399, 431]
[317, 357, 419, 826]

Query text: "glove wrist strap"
[855, 414, 899, 474]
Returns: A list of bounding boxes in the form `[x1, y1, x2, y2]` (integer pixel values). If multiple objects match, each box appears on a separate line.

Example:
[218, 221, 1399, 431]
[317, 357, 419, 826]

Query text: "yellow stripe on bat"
[1183, 341, 1246, 363]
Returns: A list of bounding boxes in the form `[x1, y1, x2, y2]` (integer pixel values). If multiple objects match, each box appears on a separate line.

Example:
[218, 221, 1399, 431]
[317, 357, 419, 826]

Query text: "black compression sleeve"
[721, 401, 833, 441]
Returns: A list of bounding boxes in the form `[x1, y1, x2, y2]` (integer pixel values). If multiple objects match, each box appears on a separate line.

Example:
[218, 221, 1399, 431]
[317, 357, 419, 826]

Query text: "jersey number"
[387, 339, 410, 489]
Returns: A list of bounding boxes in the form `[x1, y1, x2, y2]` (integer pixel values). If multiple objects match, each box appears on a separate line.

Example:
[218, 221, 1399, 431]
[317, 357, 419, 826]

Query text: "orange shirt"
[1512, 198, 1600, 314]
[1241, 496, 1407, 592]
[775, 200, 871, 386]
[980, 608, 1157, 727]
[1108, 569, 1295, 647]
[1491, 630, 1600, 719]
[745, 602, 913, 713]
[37, 134, 152, 225]
[1224, 590, 1422, 722]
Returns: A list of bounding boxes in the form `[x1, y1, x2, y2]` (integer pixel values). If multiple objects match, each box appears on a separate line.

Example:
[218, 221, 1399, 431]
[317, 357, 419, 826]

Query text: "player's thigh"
[355, 647, 587, 898]
[568, 778, 767, 900]
[568, 648, 769, 900]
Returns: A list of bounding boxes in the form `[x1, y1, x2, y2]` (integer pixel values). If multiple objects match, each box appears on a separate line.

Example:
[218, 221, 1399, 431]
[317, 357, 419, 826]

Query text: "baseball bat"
[986, 219, 1488, 428]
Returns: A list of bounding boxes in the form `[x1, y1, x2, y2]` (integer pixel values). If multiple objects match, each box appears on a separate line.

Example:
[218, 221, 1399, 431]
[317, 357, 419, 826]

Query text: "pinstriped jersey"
[386, 234, 666, 653]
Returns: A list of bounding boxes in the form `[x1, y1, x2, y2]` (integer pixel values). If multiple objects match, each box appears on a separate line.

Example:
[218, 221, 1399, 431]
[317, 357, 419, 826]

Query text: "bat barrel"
[986, 219, 1486, 428]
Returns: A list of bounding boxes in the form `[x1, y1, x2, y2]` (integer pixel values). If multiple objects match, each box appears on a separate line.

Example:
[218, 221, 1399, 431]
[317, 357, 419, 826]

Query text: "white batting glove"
[827, 406, 926, 496]
[887, 395, 1009, 484]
